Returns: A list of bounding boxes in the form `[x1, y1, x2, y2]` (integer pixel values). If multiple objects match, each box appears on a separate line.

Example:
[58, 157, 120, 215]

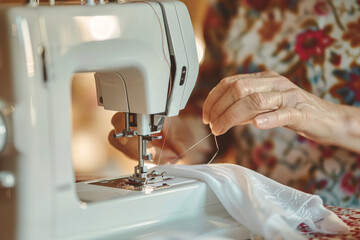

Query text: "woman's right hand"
[202, 71, 360, 154]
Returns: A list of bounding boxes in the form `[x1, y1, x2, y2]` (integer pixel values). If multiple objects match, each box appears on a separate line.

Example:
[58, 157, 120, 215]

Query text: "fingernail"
[255, 116, 269, 127]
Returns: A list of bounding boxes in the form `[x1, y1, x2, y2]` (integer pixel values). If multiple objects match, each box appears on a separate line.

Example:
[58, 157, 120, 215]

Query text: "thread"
[157, 117, 172, 165]
[207, 134, 219, 164]
[165, 132, 219, 165]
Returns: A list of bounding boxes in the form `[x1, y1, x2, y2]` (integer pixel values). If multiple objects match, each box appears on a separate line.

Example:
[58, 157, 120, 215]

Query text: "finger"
[108, 130, 137, 159]
[209, 81, 287, 124]
[203, 72, 279, 124]
[203, 72, 287, 124]
[111, 112, 125, 132]
[253, 107, 305, 130]
[203, 71, 278, 124]
[210, 92, 285, 135]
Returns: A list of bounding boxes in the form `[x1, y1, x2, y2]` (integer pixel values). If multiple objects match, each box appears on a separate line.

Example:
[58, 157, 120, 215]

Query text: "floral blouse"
[192, 0, 360, 208]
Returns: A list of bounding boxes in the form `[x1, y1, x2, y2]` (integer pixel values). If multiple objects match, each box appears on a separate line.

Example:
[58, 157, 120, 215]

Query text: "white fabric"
[154, 164, 349, 240]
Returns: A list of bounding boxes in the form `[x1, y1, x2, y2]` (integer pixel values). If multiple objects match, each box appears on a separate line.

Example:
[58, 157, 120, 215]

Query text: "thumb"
[111, 112, 125, 132]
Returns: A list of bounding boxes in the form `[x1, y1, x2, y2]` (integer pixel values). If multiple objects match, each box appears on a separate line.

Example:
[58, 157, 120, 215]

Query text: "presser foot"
[127, 165, 147, 186]
[127, 169, 174, 186]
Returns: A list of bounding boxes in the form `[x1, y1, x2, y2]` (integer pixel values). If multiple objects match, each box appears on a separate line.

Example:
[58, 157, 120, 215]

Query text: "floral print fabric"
[194, 0, 360, 207]
[300, 205, 360, 239]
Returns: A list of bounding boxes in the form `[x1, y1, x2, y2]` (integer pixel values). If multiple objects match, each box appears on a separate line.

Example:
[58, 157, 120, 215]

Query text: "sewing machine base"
[76, 175, 250, 239]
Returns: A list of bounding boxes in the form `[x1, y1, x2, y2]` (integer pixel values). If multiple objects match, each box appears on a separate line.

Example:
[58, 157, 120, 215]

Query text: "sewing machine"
[0, 1, 247, 239]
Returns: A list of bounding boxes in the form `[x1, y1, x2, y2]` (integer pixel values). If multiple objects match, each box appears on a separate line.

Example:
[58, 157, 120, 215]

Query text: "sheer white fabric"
[154, 164, 349, 240]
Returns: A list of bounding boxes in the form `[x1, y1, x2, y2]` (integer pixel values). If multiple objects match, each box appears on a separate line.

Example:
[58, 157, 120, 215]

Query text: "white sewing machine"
[0, 1, 247, 239]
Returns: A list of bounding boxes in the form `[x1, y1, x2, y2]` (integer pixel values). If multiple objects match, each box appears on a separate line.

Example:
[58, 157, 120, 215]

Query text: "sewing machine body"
[0, 1, 246, 239]
[75, 176, 246, 240]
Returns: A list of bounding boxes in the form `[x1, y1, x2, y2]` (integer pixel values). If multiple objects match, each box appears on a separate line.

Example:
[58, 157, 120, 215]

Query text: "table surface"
[299, 206, 360, 239]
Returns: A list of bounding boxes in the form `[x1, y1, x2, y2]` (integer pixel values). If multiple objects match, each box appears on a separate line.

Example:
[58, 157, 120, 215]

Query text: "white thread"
[157, 117, 172, 165]
[207, 135, 219, 164]
[166, 132, 219, 165]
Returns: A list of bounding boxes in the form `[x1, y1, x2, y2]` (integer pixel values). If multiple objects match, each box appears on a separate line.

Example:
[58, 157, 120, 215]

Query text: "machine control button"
[0, 112, 6, 154]
[0, 171, 15, 188]
[179, 66, 187, 86]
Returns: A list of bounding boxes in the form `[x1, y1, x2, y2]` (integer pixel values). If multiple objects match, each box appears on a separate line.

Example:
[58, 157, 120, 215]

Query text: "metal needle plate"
[88, 171, 175, 192]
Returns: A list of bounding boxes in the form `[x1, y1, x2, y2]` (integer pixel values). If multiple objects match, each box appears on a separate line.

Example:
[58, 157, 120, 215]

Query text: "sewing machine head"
[2, 0, 198, 179]
[92, 0, 199, 184]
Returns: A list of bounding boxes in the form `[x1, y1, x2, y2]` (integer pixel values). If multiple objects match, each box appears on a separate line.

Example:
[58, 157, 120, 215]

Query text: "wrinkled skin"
[203, 71, 360, 154]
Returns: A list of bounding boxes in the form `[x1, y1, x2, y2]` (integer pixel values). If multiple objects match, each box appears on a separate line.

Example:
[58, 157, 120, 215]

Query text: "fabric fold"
[153, 164, 349, 240]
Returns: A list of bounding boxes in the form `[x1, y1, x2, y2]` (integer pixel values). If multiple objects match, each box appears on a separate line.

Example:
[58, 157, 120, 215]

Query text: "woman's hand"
[108, 112, 178, 164]
[203, 71, 360, 153]
[108, 113, 213, 164]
